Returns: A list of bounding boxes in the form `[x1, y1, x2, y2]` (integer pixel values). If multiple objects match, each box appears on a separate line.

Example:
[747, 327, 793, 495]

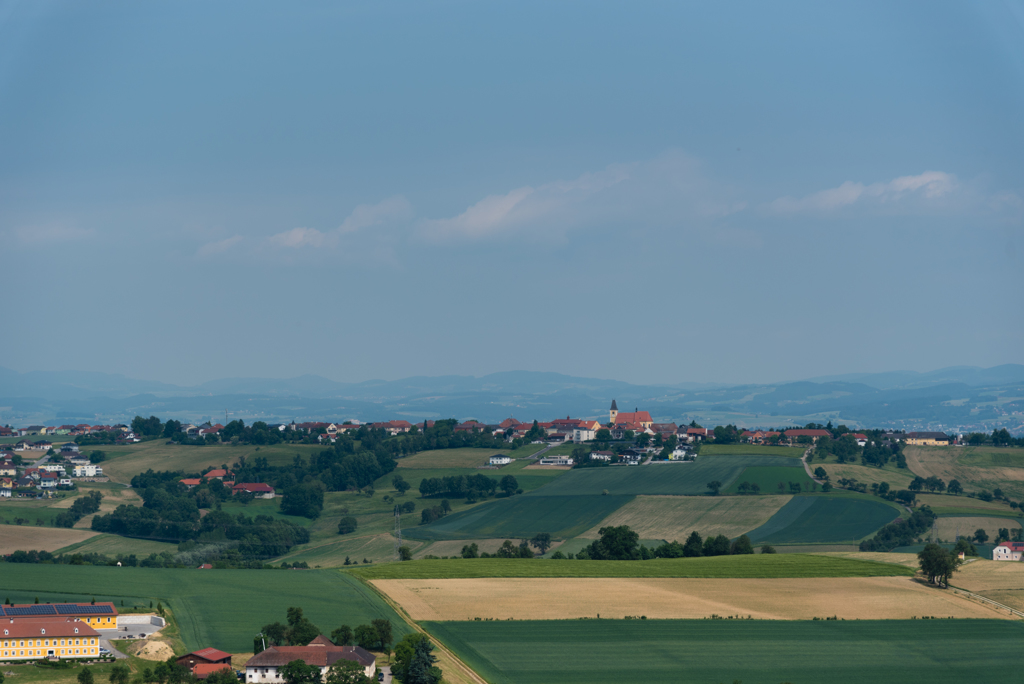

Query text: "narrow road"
[801, 448, 824, 484]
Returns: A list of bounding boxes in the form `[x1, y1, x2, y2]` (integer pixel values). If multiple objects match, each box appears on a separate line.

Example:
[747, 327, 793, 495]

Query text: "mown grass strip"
[344, 554, 916, 580]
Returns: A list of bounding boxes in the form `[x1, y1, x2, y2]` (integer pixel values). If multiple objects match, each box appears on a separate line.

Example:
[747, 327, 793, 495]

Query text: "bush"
[337, 516, 358, 535]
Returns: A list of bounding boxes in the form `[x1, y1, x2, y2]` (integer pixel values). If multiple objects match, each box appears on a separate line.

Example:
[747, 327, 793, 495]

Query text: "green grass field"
[404, 494, 633, 541]
[722, 466, 816, 494]
[397, 448, 511, 469]
[218, 497, 314, 524]
[345, 553, 915, 580]
[746, 495, 901, 544]
[53, 533, 180, 557]
[956, 447, 1024, 468]
[422, 619, 1024, 684]
[0, 564, 410, 653]
[699, 444, 806, 458]
[534, 457, 804, 497]
[100, 440, 325, 483]
[0, 503, 65, 526]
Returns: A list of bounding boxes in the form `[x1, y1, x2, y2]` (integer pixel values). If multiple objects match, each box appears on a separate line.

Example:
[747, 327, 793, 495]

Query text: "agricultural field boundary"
[361, 574, 488, 684]
[344, 554, 916, 581]
[421, 619, 1024, 684]
[950, 588, 1024, 619]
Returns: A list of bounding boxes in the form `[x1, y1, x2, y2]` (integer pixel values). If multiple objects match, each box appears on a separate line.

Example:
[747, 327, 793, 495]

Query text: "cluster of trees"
[417, 473, 518, 500]
[908, 476, 961, 494]
[392, 633, 443, 684]
[566, 526, 755, 561]
[255, 608, 416, 683]
[965, 428, 1021, 447]
[458, 534, 552, 558]
[88, 470, 309, 558]
[232, 447, 397, 504]
[917, 543, 962, 587]
[0, 545, 316, 570]
[420, 500, 451, 524]
[859, 507, 936, 551]
[54, 491, 102, 528]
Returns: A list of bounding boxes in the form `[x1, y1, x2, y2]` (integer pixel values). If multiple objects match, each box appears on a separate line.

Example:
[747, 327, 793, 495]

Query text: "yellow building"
[0, 602, 118, 629]
[903, 432, 952, 446]
[0, 617, 100, 660]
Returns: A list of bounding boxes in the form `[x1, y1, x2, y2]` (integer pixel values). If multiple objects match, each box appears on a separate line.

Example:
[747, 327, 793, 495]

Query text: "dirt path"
[365, 579, 487, 684]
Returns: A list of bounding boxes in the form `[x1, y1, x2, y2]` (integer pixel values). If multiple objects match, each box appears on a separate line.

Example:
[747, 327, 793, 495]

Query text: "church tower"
[609, 399, 618, 425]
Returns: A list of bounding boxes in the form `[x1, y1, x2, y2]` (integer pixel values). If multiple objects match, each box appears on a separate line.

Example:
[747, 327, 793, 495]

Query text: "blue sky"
[1, 0, 1022, 386]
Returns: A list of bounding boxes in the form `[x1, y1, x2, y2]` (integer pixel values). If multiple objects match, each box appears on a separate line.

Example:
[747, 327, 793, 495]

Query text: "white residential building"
[72, 464, 103, 478]
[489, 455, 512, 466]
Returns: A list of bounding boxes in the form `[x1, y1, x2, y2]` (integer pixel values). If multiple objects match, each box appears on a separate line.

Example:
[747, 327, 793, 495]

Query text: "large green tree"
[280, 660, 322, 684]
[325, 660, 373, 684]
[583, 525, 640, 560]
[917, 543, 961, 587]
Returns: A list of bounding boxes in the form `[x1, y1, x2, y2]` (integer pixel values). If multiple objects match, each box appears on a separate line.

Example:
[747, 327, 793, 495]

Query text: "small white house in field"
[489, 455, 512, 466]
[993, 542, 1024, 561]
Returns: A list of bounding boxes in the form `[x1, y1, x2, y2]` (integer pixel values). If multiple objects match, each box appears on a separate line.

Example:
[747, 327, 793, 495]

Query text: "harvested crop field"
[953, 560, 1024, 612]
[578, 494, 791, 541]
[0, 525, 97, 554]
[905, 445, 1024, 500]
[934, 516, 1021, 541]
[374, 576, 1005, 621]
[816, 551, 921, 568]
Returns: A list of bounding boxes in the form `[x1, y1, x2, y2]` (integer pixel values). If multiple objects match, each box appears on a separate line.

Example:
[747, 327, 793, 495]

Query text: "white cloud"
[196, 235, 243, 258]
[769, 171, 957, 214]
[267, 196, 413, 249]
[419, 150, 733, 240]
[340, 196, 413, 234]
[268, 226, 332, 249]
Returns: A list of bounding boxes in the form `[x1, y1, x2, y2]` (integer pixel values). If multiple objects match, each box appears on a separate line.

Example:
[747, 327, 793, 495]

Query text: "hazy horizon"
[2, 1, 1022, 387]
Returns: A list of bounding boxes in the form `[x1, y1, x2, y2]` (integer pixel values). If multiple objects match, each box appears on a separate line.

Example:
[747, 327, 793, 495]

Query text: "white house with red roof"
[993, 542, 1024, 561]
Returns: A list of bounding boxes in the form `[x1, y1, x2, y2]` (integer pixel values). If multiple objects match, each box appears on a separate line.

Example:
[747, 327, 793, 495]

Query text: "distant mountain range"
[1, 365, 1022, 435]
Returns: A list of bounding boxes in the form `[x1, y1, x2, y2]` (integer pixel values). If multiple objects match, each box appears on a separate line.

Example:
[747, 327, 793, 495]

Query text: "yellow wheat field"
[952, 559, 1024, 612]
[0, 525, 97, 554]
[579, 495, 792, 541]
[373, 576, 1009, 621]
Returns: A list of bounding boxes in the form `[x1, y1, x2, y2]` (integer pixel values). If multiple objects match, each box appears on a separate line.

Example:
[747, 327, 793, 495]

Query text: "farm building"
[993, 542, 1024, 561]
[0, 617, 101, 660]
[178, 647, 233, 671]
[784, 429, 831, 442]
[903, 432, 952, 446]
[232, 482, 276, 498]
[489, 455, 511, 465]
[0, 602, 118, 629]
[246, 635, 375, 682]
[590, 451, 613, 461]
[539, 457, 574, 466]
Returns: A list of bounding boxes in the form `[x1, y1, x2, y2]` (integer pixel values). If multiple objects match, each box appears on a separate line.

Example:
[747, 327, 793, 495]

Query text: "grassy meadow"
[404, 494, 633, 541]
[99, 440, 326, 483]
[423, 619, 1024, 684]
[746, 495, 902, 545]
[904, 445, 1024, 500]
[722, 465, 816, 494]
[0, 563, 410, 653]
[345, 554, 916, 580]
[699, 444, 807, 458]
[534, 456, 804, 497]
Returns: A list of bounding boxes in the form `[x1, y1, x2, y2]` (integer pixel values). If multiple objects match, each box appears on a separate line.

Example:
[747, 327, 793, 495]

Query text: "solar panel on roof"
[6, 605, 56, 616]
[55, 604, 112, 614]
